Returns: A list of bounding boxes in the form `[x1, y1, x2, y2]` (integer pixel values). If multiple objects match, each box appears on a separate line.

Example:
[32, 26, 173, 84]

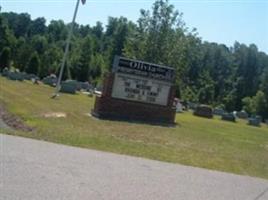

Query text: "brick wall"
[92, 73, 176, 124]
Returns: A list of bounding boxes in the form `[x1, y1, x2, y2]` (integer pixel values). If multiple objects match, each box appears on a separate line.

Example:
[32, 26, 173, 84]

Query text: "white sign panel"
[112, 73, 171, 106]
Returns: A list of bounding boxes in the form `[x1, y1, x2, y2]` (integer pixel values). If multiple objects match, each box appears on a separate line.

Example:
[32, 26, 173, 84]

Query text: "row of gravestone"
[193, 105, 266, 127]
[42, 74, 94, 94]
[1, 68, 39, 81]
[1, 69, 94, 95]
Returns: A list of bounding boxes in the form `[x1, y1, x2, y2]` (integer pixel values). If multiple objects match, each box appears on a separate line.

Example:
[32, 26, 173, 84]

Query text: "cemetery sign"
[111, 56, 175, 106]
[92, 56, 177, 124]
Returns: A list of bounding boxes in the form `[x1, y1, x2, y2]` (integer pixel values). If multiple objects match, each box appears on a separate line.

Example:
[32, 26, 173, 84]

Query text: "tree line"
[0, 0, 268, 119]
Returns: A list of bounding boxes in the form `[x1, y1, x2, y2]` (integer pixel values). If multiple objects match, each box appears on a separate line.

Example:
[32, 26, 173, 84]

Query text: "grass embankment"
[0, 76, 268, 179]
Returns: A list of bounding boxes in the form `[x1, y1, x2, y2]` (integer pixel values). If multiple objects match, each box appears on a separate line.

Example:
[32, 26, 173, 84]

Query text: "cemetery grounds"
[0, 77, 268, 180]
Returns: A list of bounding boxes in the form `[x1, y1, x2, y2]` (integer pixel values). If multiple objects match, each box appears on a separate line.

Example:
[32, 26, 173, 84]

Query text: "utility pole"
[52, 0, 86, 98]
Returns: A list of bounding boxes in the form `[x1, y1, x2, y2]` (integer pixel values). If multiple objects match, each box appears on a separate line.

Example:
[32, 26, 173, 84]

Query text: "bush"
[242, 91, 268, 120]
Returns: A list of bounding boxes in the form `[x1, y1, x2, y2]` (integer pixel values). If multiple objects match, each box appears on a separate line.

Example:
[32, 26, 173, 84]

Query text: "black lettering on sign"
[125, 87, 140, 94]
[146, 96, 156, 102]
[124, 82, 131, 87]
[126, 93, 135, 98]
[113, 56, 175, 83]
[147, 91, 158, 97]
[136, 84, 151, 90]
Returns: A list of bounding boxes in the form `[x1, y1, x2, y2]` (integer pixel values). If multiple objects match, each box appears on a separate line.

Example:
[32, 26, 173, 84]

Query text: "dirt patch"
[42, 112, 66, 118]
[0, 104, 33, 132]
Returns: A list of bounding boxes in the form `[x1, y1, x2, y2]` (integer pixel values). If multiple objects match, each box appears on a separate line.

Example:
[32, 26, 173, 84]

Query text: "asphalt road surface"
[1, 134, 268, 200]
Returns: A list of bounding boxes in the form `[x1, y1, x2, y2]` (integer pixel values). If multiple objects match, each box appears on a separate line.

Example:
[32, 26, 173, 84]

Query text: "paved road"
[0, 134, 268, 200]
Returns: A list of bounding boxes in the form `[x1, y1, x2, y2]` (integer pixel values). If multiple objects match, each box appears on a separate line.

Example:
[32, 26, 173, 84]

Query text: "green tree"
[2, 12, 31, 38]
[75, 36, 93, 81]
[25, 52, 40, 75]
[31, 35, 48, 55]
[242, 96, 255, 114]
[90, 54, 105, 80]
[40, 44, 63, 77]
[47, 20, 68, 42]
[124, 0, 186, 64]
[92, 21, 103, 39]
[242, 91, 268, 119]
[0, 15, 16, 52]
[79, 24, 91, 37]
[0, 47, 11, 71]
[104, 17, 135, 68]
[261, 66, 268, 98]
[123, 0, 202, 98]
[253, 91, 267, 118]
[260, 69, 268, 119]
[233, 43, 260, 109]
[28, 17, 46, 36]
[13, 37, 33, 71]
[201, 43, 234, 104]
[223, 92, 237, 112]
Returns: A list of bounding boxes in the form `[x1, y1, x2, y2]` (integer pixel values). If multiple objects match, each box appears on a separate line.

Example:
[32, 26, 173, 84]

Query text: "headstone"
[21, 72, 27, 79]
[176, 102, 183, 113]
[76, 81, 92, 91]
[236, 110, 248, 119]
[213, 108, 225, 116]
[248, 117, 261, 127]
[42, 74, 57, 87]
[256, 115, 262, 122]
[7, 71, 24, 81]
[2, 68, 9, 76]
[265, 119, 268, 126]
[221, 113, 236, 122]
[233, 111, 237, 118]
[92, 56, 176, 124]
[60, 80, 77, 94]
[174, 98, 183, 113]
[81, 82, 90, 91]
[180, 100, 188, 111]
[76, 81, 82, 91]
[22, 72, 38, 80]
[193, 105, 213, 118]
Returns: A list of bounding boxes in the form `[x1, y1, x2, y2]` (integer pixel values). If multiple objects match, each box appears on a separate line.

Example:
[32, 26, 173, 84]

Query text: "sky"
[1, 0, 268, 53]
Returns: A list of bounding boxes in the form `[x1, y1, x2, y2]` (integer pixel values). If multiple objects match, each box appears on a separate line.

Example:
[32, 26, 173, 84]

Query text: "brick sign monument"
[92, 56, 176, 124]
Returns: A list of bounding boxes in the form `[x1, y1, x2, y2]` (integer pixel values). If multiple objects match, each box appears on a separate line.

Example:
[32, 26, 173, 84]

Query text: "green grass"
[1, 76, 268, 179]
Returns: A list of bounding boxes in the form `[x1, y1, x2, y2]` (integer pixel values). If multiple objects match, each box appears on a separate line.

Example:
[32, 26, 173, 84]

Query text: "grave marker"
[7, 72, 24, 81]
[221, 113, 236, 122]
[193, 105, 213, 118]
[60, 80, 77, 94]
[248, 117, 261, 127]
[237, 110, 248, 119]
[43, 74, 57, 87]
[213, 108, 225, 116]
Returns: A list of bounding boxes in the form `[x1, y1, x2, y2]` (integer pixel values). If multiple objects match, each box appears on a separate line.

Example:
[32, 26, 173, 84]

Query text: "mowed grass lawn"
[1, 76, 268, 179]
